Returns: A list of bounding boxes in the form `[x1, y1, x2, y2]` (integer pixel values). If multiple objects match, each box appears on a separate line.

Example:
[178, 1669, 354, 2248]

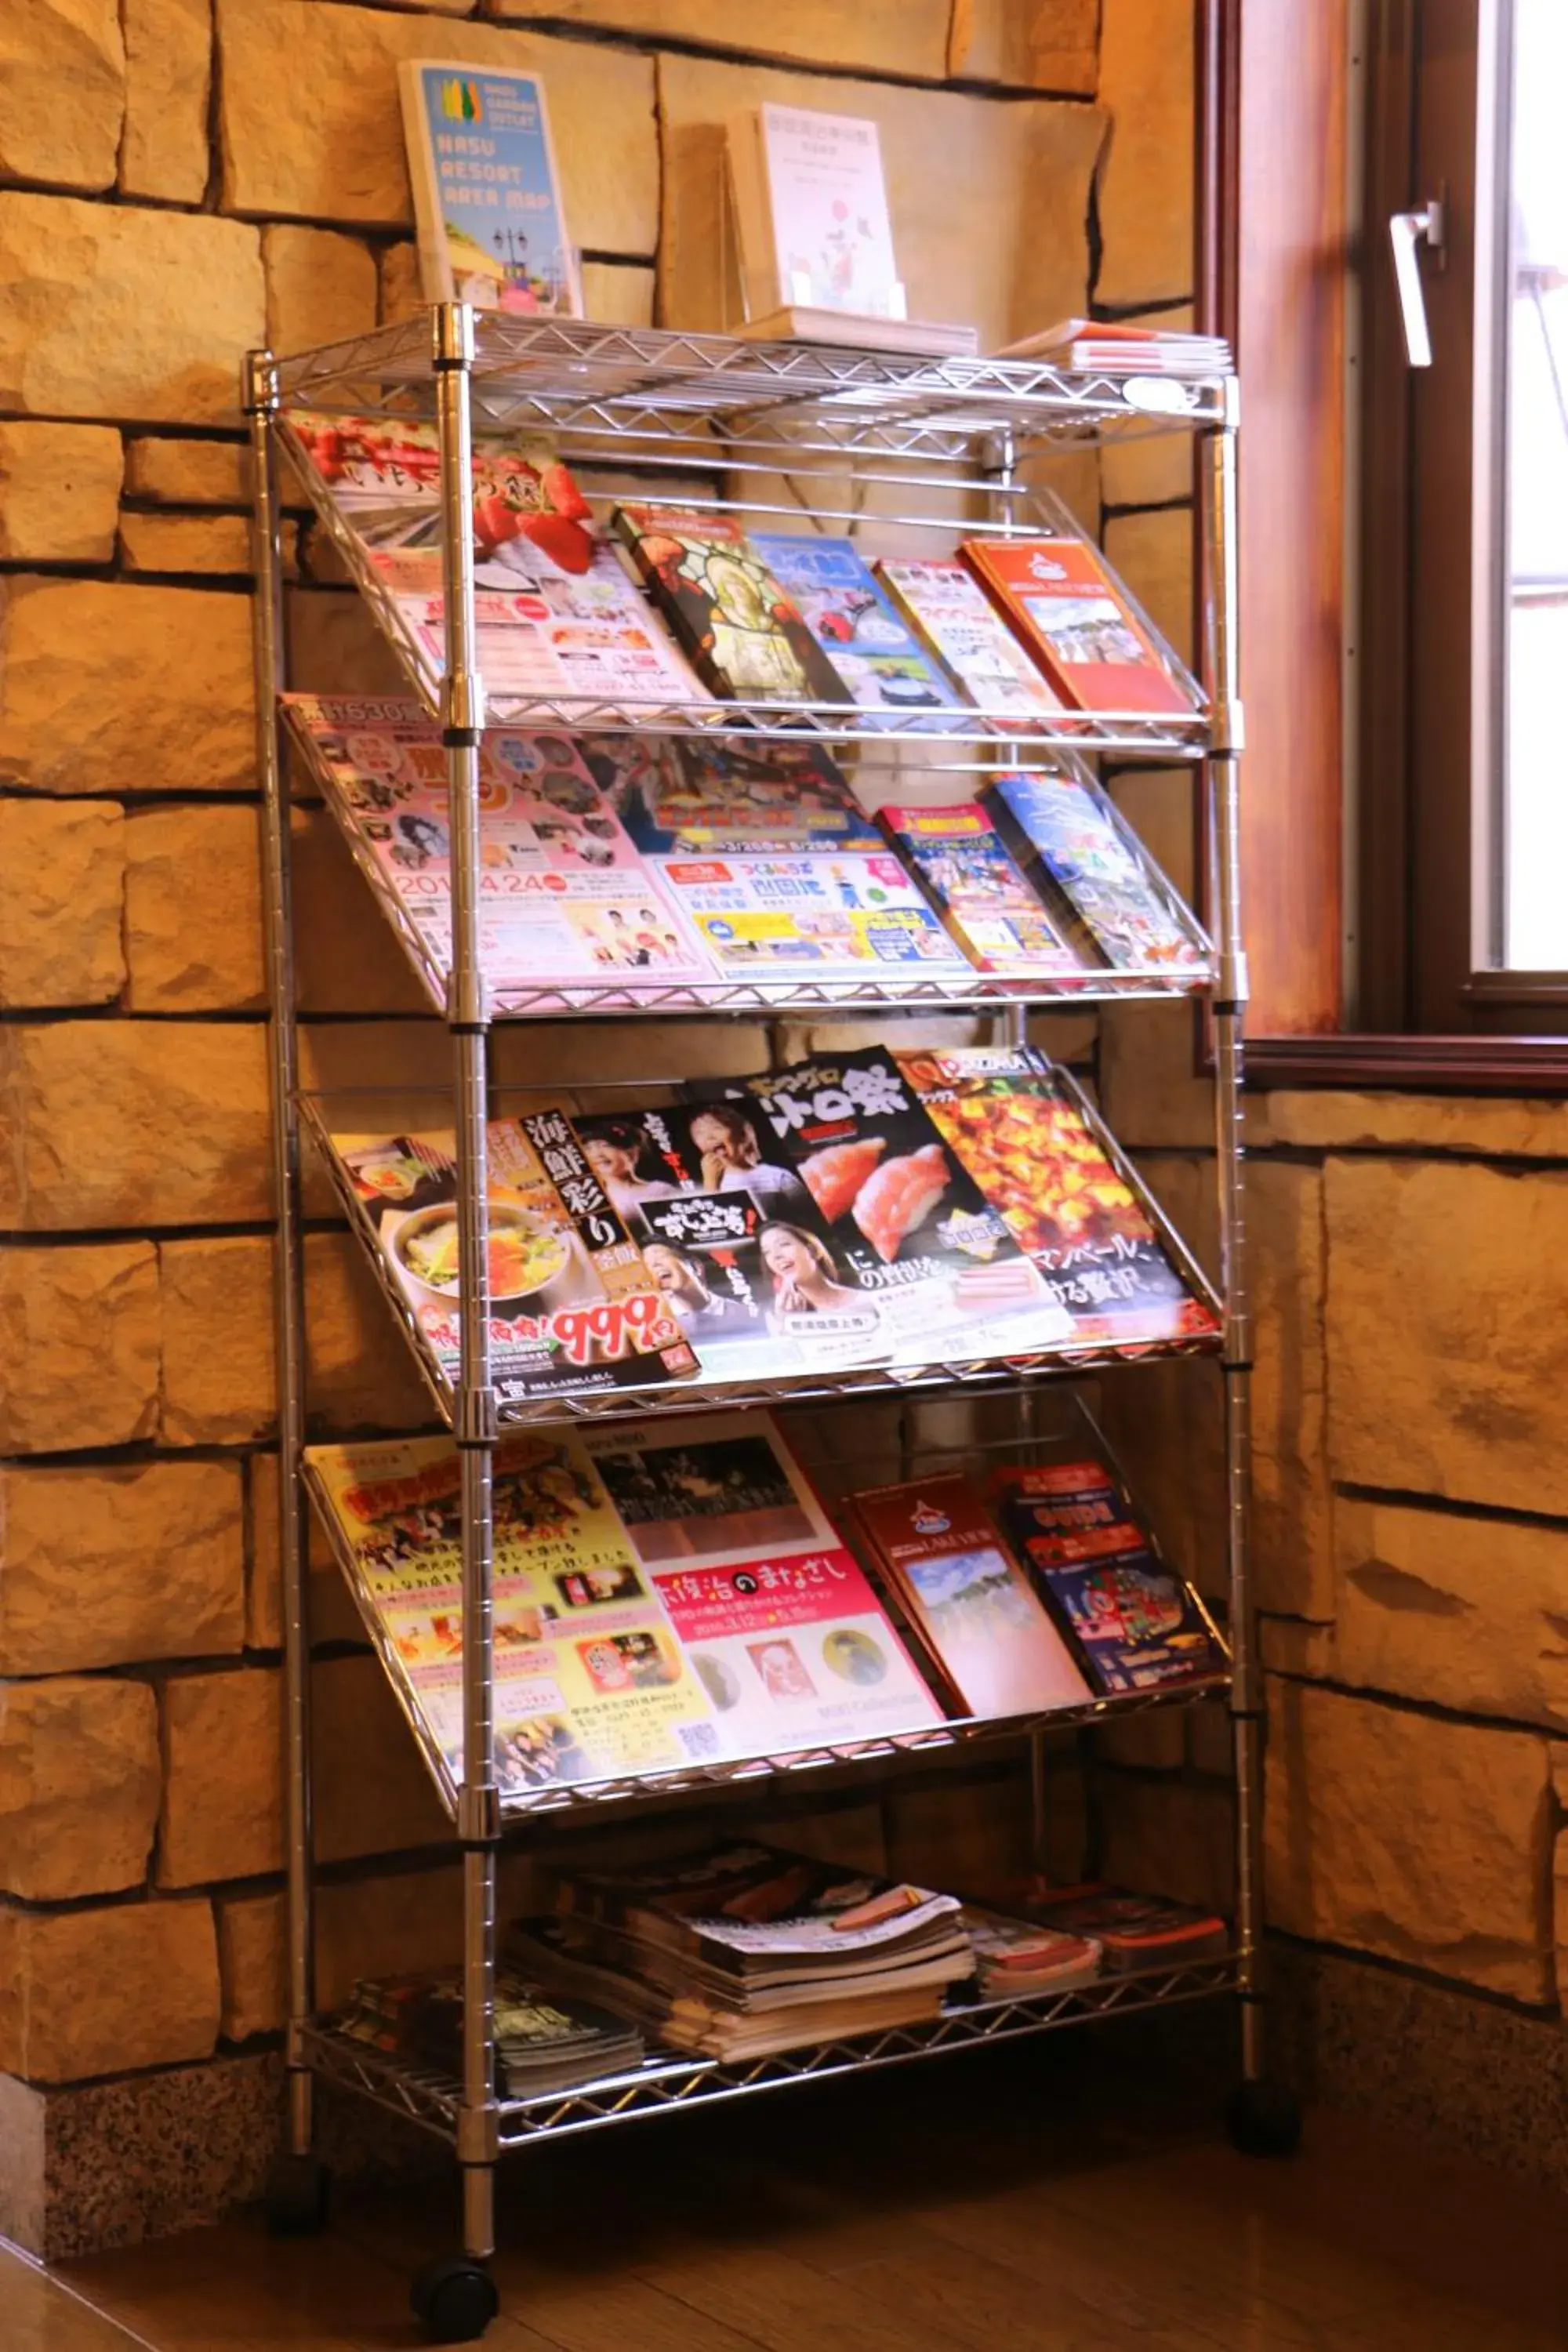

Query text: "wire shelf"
[270, 315, 1232, 458]
[297, 1949, 1241, 2151]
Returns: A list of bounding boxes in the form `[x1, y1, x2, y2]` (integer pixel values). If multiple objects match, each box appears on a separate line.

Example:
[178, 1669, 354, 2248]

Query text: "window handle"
[1389, 200, 1446, 368]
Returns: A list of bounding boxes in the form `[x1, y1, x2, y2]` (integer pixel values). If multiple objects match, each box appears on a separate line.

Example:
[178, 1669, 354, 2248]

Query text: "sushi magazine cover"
[747, 532, 958, 723]
[280, 414, 706, 710]
[848, 1473, 1090, 1719]
[612, 505, 853, 705]
[892, 1045, 1222, 1353]
[300, 1432, 723, 1802]
[570, 1102, 892, 1379]
[397, 63, 583, 315]
[590, 735, 884, 855]
[695, 1051, 1076, 1365]
[325, 1110, 699, 1406]
[281, 697, 715, 1004]
[876, 801, 1083, 978]
[874, 557, 1064, 722]
[963, 535, 1196, 718]
[578, 1414, 943, 1751]
[981, 764, 1209, 971]
[988, 1459, 1229, 1694]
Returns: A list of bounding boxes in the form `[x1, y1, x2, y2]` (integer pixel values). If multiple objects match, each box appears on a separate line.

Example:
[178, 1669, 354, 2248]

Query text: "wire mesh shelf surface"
[298, 1950, 1241, 2151]
[270, 315, 1232, 459]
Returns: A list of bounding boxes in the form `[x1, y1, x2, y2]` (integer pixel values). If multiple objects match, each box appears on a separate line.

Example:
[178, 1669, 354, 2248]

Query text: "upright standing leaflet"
[302, 1432, 722, 1801]
[981, 765, 1209, 972]
[893, 1047, 1221, 1352]
[579, 1413, 943, 1754]
[748, 532, 956, 721]
[875, 557, 1064, 721]
[399, 62, 583, 314]
[877, 801, 1082, 978]
[706, 1052, 1074, 1363]
[325, 1112, 699, 1406]
[753, 104, 901, 316]
[964, 536, 1195, 717]
[281, 695, 715, 1003]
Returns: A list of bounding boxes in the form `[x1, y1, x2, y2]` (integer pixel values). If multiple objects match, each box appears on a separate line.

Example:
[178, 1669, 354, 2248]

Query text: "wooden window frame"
[1196, 0, 1568, 1091]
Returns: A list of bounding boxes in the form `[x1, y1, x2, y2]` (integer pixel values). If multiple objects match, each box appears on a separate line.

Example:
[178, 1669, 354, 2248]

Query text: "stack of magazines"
[338, 1967, 644, 2096]
[510, 1845, 976, 2060]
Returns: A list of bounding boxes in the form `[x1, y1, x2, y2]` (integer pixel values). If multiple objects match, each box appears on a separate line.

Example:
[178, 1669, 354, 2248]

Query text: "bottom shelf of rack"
[296, 1951, 1241, 2154]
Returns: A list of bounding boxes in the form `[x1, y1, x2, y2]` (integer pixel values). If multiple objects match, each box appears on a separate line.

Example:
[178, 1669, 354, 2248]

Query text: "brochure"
[747, 532, 956, 722]
[612, 505, 853, 705]
[397, 60, 583, 314]
[980, 764, 1209, 972]
[281, 695, 715, 1004]
[579, 1412, 943, 1751]
[876, 801, 1082, 978]
[302, 1432, 724, 1800]
[648, 849, 969, 985]
[323, 1109, 699, 1408]
[848, 1473, 1091, 1719]
[875, 557, 1063, 720]
[596, 734, 882, 853]
[737, 105, 902, 319]
[989, 1460, 1229, 1695]
[891, 1047, 1221, 1353]
[963, 536, 1196, 717]
[698, 1051, 1075, 1364]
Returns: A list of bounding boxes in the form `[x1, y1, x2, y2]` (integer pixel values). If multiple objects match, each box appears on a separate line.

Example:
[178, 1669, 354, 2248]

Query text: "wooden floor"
[7, 2039, 1566, 2350]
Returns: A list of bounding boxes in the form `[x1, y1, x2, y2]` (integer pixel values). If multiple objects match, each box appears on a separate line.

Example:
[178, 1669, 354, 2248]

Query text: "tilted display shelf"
[249, 313, 1285, 2337]
[297, 1950, 1241, 2154]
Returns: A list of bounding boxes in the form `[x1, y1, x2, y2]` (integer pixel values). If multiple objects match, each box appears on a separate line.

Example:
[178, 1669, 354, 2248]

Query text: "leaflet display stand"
[244, 312, 1290, 2345]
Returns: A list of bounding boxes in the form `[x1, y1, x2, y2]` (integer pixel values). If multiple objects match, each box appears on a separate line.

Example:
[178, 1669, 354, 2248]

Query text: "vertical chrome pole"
[1204, 383, 1265, 2083]
[245, 351, 315, 2157]
[434, 303, 500, 2260]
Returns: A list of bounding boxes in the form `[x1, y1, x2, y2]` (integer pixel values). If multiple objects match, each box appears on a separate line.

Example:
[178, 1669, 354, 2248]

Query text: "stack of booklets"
[338, 1968, 644, 2096]
[303, 1409, 944, 1806]
[511, 1845, 975, 2059]
[986, 1882, 1232, 1973]
[997, 320, 1233, 377]
[961, 1909, 1103, 1998]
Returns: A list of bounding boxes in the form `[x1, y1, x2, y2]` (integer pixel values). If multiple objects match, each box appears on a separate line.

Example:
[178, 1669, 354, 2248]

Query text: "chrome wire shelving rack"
[245, 310, 1275, 2343]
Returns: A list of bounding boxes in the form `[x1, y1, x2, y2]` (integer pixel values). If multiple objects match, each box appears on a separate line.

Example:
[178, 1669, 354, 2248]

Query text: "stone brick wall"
[0, 0, 1204, 2256]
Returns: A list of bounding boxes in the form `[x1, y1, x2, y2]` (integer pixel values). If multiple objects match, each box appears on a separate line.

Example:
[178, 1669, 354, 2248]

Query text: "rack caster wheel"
[264, 2151, 330, 2236]
[1225, 2077, 1303, 2158]
[412, 2256, 500, 2343]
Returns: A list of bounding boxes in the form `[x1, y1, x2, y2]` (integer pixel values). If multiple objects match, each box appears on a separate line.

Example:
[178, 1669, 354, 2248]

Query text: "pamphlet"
[750, 105, 902, 318]
[877, 801, 1082, 978]
[281, 695, 715, 1004]
[648, 850, 969, 985]
[323, 1109, 699, 1407]
[398, 60, 583, 314]
[989, 1460, 1229, 1694]
[875, 557, 1063, 720]
[891, 1047, 1221, 1352]
[981, 764, 1209, 972]
[599, 735, 881, 854]
[848, 1472, 1091, 1719]
[748, 532, 956, 723]
[612, 506, 852, 705]
[964, 536, 1195, 718]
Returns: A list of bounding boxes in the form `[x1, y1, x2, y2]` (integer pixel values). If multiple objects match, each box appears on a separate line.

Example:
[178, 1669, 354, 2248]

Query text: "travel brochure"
[304, 1407, 1226, 1813]
[399, 62, 583, 315]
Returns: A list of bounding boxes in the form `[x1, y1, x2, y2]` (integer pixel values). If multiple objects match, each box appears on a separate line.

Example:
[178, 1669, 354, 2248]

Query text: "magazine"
[989, 1460, 1229, 1696]
[578, 1413, 944, 1751]
[321, 1109, 699, 1407]
[980, 763, 1209, 972]
[891, 1046, 1222, 1353]
[590, 734, 883, 855]
[570, 1102, 891, 1378]
[281, 414, 706, 710]
[964, 536, 1196, 717]
[848, 1474, 1091, 1719]
[345, 1967, 643, 2096]
[696, 1051, 1076, 1364]
[611, 506, 852, 705]
[281, 695, 716, 1004]
[302, 1432, 724, 1800]
[747, 532, 956, 722]
[874, 557, 1063, 721]
[877, 801, 1083, 978]
[397, 61, 583, 314]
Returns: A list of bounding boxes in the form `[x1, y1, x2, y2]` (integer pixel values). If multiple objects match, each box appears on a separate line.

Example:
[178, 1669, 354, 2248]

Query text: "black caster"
[264, 2151, 330, 2235]
[411, 2255, 500, 2343]
[1225, 2076, 1303, 2158]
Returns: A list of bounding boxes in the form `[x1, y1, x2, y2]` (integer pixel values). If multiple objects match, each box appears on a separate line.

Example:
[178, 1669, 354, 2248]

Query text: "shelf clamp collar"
[242, 349, 280, 417]
[456, 1784, 502, 1847]
[456, 1385, 499, 1446]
